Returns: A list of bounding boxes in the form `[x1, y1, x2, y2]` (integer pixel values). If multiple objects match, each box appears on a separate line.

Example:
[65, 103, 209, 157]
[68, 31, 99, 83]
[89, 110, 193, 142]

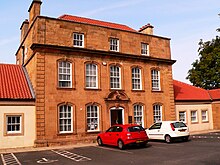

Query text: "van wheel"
[97, 137, 103, 146]
[117, 140, 125, 150]
[182, 136, 189, 142]
[165, 135, 172, 143]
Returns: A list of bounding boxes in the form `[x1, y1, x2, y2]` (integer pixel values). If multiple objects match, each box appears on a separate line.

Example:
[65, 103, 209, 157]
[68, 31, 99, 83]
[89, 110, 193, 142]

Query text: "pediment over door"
[105, 91, 130, 101]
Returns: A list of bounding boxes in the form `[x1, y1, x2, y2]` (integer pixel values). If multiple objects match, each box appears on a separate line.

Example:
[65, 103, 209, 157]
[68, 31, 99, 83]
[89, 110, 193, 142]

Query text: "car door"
[102, 126, 115, 145]
[109, 126, 123, 146]
[146, 122, 162, 139]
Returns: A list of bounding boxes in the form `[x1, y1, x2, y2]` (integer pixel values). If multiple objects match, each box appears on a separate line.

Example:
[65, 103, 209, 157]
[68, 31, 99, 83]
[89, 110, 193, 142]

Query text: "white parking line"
[94, 146, 133, 154]
[51, 149, 91, 162]
[1, 153, 21, 165]
[210, 133, 220, 135]
[192, 135, 220, 139]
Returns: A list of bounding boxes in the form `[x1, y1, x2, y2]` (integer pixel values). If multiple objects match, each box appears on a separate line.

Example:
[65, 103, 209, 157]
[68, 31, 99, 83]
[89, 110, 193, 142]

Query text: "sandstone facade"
[16, 0, 176, 146]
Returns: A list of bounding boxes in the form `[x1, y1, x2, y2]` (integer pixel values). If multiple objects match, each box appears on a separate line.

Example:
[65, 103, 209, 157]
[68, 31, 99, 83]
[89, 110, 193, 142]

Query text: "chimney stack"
[28, 0, 42, 26]
[138, 23, 154, 35]
[20, 19, 29, 42]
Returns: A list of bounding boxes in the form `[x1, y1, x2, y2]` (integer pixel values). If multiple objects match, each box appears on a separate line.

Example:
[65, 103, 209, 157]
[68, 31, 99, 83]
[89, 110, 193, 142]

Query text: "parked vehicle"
[145, 121, 190, 143]
[97, 124, 149, 149]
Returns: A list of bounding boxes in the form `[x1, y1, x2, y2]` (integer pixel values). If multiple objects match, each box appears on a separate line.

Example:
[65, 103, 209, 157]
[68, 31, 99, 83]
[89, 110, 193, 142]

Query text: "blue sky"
[0, 0, 219, 83]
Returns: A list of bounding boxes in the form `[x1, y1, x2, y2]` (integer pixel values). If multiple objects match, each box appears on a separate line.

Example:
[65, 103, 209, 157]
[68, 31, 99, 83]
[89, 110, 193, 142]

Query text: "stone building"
[16, 0, 176, 146]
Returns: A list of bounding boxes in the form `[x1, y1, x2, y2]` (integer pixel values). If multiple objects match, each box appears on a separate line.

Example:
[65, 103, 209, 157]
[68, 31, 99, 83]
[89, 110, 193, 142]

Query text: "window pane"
[202, 110, 208, 121]
[73, 33, 84, 47]
[132, 68, 142, 90]
[85, 64, 97, 88]
[110, 38, 119, 51]
[134, 105, 143, 126]
[87, 105, 99, 131]
[153, 105, 162, 123]
[6, 116, 22, 133]
[110, 66, 121, 89]
[179, 112, 186, 122]
[59, 105, 73, 133]
[191, 111, 197, 122]
[151, 70, 160, 91]
[141, 43, 149, 55]
[58, 61, 72, 88]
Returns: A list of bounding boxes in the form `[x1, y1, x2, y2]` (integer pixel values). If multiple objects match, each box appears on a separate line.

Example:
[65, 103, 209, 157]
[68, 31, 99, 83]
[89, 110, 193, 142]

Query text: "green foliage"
[186, 36, 220, 89]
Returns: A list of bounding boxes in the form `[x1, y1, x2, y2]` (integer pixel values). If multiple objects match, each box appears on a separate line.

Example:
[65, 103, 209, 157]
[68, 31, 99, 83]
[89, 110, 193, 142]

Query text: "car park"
[145, 121, 190, 143]
[97, 124, 149, 149]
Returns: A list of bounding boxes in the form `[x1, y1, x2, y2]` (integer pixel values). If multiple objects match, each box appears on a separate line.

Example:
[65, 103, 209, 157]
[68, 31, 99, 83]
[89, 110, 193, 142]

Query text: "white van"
[145, 121, 190, 143]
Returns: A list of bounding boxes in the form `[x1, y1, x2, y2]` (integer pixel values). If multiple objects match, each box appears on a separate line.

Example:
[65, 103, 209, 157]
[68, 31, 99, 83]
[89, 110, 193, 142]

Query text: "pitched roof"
[173, 80, 211, 101]
[208, 89, 220, 100]
[0, 64, 34, 100]
[58, 14, 136, 32]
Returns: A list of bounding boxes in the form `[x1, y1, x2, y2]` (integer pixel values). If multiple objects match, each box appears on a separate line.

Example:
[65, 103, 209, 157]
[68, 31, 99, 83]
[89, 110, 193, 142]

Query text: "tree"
[186, 36, 220, 89]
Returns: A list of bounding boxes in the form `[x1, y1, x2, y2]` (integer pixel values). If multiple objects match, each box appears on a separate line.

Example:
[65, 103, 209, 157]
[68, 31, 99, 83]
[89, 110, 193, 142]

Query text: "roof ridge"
[59, 14, 130, 26]
[173, 79, 207, 91]
[58, 14, 136, 32]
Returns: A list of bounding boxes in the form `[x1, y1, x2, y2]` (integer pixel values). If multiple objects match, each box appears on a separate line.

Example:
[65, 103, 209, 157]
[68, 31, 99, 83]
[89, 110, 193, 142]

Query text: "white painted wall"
[0, 105, 35, 149]
[175, 104, 213, 133]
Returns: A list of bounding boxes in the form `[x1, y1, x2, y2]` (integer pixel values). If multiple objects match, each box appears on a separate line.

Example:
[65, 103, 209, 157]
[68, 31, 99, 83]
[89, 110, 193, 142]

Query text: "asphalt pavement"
[1, 130, 220, 165]
[0, 130, 220, 154]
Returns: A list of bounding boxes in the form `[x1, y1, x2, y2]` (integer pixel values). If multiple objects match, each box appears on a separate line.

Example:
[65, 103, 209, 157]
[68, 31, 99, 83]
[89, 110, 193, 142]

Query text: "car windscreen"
[172, 122, 187, 128]
[127, 126, 145, 132]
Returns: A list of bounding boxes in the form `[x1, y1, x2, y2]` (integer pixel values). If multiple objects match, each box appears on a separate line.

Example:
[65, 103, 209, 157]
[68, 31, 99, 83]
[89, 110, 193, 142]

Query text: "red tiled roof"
[208, 89, 220, 100]
[173, 80, 211, 101]
[0, 64, 33, 100]
[58, 14, 136, 32]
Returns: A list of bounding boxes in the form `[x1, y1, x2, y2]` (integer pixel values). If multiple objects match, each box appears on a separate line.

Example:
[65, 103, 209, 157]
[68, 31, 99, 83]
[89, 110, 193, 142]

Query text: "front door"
[110, 108, 123, 126]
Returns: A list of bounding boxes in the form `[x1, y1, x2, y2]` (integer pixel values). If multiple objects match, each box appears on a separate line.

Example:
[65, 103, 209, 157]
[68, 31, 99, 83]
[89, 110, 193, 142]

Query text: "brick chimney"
[138, 23, 154, 35]
[20, 19, 29, 42]
[28, 0, 42, 26]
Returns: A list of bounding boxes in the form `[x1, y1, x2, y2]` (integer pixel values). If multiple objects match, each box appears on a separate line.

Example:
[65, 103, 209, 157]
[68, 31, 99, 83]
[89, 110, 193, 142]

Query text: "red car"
[97, 124, 149, 149]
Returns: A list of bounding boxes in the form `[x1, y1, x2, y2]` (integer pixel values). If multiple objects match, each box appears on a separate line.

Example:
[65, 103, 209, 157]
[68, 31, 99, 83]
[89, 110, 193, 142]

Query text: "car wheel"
[97, 137, 103, 146]
[141, 142, 148, 148]
[117, 140, 125, 150]
[165, 135, 172, 143]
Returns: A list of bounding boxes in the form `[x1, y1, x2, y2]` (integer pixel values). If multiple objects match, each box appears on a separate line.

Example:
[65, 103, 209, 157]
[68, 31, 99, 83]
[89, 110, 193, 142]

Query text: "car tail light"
[170, 123, 175, 131]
